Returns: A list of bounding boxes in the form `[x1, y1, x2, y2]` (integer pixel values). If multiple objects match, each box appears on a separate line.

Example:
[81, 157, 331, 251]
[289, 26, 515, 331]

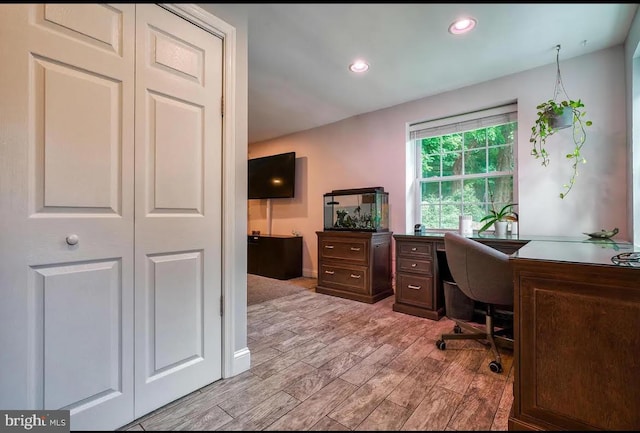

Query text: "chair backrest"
[444, 232, 513, 306]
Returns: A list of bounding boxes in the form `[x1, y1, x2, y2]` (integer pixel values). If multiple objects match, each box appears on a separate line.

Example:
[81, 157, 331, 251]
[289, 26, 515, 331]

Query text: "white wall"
[249, 46, 628, 277]
[625, 7, 640, 246]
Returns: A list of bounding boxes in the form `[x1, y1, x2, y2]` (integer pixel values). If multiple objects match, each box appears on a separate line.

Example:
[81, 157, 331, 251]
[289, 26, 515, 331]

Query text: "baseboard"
[303, 268, 317, 278]
[230, 347, 251, 376]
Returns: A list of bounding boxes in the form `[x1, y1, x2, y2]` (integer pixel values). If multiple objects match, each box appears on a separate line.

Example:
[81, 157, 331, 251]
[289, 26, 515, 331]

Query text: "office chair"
[435, 232, 514, 373]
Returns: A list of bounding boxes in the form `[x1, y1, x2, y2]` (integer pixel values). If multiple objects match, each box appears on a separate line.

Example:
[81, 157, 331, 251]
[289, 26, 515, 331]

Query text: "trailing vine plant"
[529, 45, 592, 199]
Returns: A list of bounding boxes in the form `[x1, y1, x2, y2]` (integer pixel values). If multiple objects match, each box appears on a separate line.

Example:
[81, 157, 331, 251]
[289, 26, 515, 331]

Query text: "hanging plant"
[529, 45, 593, 199]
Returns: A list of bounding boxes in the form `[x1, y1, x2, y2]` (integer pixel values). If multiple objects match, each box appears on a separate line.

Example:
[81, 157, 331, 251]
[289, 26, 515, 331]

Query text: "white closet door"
[0, 4, 136, 430]
[133, 4, 223, 418]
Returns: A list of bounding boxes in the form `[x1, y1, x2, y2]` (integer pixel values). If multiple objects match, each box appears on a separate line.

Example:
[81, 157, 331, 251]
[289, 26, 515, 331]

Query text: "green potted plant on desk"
[478, 203, 518, 237]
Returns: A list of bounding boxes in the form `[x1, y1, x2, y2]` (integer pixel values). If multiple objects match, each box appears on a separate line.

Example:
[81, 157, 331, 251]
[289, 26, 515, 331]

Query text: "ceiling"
[213, 4, 638, 144]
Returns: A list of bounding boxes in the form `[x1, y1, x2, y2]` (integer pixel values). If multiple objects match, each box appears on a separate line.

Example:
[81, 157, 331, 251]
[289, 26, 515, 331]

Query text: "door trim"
[161, 4, 248, 378]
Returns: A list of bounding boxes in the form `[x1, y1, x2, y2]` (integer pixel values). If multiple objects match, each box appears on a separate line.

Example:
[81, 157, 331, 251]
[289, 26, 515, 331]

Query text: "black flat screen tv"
[248, 152, 296, 199]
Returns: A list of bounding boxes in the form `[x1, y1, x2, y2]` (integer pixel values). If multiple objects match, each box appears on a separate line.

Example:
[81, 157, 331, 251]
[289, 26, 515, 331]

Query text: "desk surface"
[397, 231, 604, 243]
[513, 239, 639, 267]
[395, 231, 640, 268]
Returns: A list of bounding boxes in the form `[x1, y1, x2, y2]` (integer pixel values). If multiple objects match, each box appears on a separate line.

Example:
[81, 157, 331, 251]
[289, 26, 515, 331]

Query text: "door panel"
[149, 251, 203, 372]
[35, 260, 123, 410]
[151, 27, 204, 83]
[35, 57, 122, 211]
[134, 4, 223, 418]
[148, 92, 204, 212]
[39, 4, 124, 54]
[0, 3, 135, 431]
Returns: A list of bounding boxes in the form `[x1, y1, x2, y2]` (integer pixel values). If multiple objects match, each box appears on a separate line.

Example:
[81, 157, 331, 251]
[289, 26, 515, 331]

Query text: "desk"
[392, 232, 529, 320]
[509, 239, 640, 431]
[395, 232, 640, 429]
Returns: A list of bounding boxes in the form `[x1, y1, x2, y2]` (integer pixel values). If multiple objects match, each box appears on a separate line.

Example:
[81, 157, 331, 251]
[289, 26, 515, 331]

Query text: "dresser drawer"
[319, 238, 368, 263]
[396, 273, 433, 309]
[397, 240, 432, 258]
[318, 264, 368, 294]
[397, 257, 432, 275]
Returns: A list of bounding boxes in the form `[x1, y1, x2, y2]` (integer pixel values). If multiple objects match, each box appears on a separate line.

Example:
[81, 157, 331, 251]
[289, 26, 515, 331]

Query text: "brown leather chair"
[436, 232, 514, 373]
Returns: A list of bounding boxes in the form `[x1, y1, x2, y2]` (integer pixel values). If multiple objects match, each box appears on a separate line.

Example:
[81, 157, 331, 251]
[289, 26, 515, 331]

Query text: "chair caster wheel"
[453, 325, 462, 334]
[436, 339, 446, 350]
[489, 361, 503, 373]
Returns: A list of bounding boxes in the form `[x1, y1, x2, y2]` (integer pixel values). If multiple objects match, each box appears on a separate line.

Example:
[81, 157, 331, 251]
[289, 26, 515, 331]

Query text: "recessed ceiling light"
[349, 60, 369, 73]
[448, 17, 477, 35]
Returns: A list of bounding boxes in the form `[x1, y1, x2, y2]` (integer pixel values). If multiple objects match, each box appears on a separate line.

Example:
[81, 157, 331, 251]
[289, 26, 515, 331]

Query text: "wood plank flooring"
[121, 280, 513, 431]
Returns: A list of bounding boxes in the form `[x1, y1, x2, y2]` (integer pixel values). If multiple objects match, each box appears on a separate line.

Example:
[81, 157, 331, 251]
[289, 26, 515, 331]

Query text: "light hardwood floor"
[121, 280, 513, 431]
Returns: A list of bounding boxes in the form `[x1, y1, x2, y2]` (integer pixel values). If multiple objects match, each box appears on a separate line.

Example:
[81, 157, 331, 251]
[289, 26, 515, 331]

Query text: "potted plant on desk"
[478, 203, 518, 237]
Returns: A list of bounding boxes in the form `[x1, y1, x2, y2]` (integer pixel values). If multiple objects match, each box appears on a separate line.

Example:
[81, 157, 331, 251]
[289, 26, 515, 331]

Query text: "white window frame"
[409, 104, 518, 232]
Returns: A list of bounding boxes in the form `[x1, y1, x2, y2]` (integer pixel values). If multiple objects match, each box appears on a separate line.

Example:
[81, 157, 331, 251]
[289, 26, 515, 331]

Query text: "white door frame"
[160, 3, 247, 378]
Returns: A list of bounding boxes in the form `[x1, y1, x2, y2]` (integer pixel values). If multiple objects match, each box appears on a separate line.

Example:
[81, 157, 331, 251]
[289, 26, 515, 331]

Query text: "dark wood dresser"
[316, 231, 393, 303]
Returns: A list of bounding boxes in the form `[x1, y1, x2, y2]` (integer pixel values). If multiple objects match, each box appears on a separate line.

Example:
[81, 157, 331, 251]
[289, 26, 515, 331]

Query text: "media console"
[247, 234, 303, 280]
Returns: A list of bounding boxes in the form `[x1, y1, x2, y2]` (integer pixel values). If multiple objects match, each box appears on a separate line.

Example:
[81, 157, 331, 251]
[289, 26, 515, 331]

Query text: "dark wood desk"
[392, 232, 527, 320]
[508, 239, 640, 431]
[395, 232, 640, 430]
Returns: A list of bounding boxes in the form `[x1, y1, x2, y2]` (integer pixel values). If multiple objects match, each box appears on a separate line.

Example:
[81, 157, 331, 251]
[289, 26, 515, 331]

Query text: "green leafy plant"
[530, 99, 592, 198]
[478, 203, 518, 234]
[529, 45, 593, 199]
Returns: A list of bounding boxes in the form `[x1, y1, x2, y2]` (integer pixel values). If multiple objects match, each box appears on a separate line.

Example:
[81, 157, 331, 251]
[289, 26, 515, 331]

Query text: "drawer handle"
[324, 245, 334, 249]
[324, 270, 335, 275]
[408, 284, 421, 290]
[350, 274, 361, 279]
[411, 247, 417, 251]
[411, 263, 417, 267]
[350, 247, 361, 251]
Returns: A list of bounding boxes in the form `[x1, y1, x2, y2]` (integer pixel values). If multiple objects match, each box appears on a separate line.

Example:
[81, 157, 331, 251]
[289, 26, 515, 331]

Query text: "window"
[410, 105, 517, 231]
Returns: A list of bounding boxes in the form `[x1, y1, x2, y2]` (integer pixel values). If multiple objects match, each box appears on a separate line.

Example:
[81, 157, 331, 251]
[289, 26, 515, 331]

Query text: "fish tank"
[323, 187, 389, 232]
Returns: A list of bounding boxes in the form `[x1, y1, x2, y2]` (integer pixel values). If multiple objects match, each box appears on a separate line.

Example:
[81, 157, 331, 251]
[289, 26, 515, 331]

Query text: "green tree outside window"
[418, 122, 516, 230]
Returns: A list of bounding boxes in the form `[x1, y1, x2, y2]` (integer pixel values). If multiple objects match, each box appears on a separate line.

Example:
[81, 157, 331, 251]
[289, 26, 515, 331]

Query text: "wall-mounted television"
[248, 152, 296, 199]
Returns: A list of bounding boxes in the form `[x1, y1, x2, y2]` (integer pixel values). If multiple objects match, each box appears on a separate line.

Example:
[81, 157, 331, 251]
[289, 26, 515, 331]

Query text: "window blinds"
[409, 103, 517, 141]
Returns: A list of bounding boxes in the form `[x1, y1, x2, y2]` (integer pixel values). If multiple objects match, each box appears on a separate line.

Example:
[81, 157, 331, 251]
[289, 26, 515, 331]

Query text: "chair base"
[446, 319, 513, 351]
[436, 305, 513, 373]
